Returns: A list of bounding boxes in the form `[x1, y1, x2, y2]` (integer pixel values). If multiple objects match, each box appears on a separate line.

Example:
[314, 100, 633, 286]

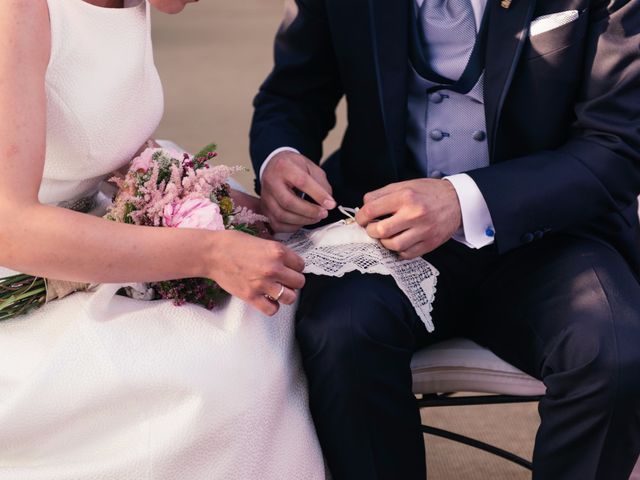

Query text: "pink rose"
[163, 198, 225, 231]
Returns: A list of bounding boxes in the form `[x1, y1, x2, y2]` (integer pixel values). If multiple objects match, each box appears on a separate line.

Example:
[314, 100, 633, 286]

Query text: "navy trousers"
[296, 235, 640, 479]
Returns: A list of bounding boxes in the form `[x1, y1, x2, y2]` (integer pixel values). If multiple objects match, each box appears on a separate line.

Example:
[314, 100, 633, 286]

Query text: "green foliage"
[195, 143, 218, 160]
[156, 156, 180, 186]
[231, 224, 259, 236]
[123, 202, 136, 224]
[0, 275, 46, 321]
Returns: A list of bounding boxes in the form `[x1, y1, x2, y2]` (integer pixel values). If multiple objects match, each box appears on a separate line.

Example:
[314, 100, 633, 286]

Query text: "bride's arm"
[0, 0, 303, 315]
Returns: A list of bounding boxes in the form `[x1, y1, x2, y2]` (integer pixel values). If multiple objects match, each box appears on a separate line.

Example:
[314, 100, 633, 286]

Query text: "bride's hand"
[208, 231, 305, 316]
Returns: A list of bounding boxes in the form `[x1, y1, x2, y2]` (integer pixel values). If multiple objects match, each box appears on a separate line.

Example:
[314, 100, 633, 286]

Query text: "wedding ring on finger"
[265, 284, 286, 303]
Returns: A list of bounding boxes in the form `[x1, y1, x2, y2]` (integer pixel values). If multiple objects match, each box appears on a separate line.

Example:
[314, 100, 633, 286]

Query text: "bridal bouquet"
[106, 144, 266, 308]
[0, 144, 266, 321]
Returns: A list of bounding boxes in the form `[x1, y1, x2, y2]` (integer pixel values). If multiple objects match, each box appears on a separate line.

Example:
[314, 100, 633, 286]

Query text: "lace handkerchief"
[285, 208, 439, 332]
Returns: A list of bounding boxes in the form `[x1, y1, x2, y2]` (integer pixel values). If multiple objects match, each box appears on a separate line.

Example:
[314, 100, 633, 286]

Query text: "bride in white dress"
[0, 0, 326, 478]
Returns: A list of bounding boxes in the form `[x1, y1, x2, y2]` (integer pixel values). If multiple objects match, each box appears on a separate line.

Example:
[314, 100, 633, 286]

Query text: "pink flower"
[131, 148, 160, 173]
[131, 147, 182, 173]
[163, 198, 225, 231]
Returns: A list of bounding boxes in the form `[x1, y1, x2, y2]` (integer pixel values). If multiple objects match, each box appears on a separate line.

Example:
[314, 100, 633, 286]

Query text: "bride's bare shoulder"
[0, 0, 50, 65]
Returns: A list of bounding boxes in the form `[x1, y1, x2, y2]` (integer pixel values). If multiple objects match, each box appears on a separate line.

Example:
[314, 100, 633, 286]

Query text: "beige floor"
[151, 2, 539, 478]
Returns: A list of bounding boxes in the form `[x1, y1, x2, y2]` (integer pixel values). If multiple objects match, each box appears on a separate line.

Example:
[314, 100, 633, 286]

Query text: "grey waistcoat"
[406, 7, 490, 179]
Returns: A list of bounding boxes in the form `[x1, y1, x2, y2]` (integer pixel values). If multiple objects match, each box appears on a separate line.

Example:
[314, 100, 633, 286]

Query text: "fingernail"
[323, 199, 337, 209]
[318, 210, 328, 219]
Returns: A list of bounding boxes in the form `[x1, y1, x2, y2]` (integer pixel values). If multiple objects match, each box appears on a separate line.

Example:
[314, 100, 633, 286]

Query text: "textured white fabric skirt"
[0, 284, 325, 480]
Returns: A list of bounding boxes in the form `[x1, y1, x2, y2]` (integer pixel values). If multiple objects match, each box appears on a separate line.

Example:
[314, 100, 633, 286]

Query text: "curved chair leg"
[421, 425, 533, 470]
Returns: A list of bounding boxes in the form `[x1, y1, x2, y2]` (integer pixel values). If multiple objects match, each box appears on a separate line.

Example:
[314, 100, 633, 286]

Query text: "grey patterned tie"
[419, 0, 477, 81]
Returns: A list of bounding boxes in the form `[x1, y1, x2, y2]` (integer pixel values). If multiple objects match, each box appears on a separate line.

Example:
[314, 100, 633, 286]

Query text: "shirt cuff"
[259, 147, 301, 180]
[444, 173, 495, 249]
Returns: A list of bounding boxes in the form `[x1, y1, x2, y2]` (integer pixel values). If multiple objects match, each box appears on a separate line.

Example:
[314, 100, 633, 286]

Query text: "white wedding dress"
[0, 1, 326, 479]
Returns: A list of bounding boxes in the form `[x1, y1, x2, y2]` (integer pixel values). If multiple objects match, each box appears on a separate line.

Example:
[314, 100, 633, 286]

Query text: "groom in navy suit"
[250, 0, 640, 478]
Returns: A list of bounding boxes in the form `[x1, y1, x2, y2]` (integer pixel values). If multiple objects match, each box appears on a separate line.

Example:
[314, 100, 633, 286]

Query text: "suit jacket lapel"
[368, 0, 410, 181]
[484, 0, 537, 161]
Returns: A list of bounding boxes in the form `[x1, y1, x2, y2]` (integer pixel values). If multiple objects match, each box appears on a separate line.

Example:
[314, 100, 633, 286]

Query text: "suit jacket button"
[534, 230, 544, 240]
[521, 232, 535, 244]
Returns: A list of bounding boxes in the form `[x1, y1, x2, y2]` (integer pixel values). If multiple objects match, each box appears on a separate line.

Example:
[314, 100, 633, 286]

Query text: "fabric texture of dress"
[0, 1, 326, 479]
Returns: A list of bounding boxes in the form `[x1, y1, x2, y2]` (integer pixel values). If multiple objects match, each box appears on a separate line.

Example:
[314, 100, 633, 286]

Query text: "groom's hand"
[261, 151, 337, 233]
[355, 179, 462, 259]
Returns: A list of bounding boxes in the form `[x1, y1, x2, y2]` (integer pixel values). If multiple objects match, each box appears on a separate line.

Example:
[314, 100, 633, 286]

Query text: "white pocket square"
[529, 10, 579, 37]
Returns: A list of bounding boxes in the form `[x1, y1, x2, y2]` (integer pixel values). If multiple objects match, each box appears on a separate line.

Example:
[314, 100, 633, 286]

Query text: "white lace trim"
[285, 213, 439, 332]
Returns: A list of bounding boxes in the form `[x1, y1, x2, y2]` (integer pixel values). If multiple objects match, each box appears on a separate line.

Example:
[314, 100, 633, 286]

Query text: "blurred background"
[152, 0, 345, 192]
[151, 1, 539, 478]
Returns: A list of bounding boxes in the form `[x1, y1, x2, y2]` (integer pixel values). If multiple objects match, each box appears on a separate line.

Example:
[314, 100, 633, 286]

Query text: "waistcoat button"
[430, 130, 445, 141]
[430, 92, 444, 104]
[472, 130, 487, 141]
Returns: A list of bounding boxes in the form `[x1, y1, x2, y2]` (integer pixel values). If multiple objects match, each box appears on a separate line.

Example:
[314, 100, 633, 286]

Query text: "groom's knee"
[296, 272, 418, 366]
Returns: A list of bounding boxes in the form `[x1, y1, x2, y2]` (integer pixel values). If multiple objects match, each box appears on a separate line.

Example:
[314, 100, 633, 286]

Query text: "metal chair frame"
[418, 393, 543, 470]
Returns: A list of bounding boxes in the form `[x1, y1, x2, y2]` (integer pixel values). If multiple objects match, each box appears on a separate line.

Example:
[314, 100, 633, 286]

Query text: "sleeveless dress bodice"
[41, 0, 163, 205]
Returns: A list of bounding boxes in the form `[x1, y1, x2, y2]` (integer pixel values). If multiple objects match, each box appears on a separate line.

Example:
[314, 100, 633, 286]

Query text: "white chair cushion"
[411, 338, 546, 396]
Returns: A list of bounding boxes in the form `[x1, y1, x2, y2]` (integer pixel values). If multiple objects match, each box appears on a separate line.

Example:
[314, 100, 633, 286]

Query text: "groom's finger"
[273, 209, 319, 227]
[363, 181, 410, 204]
[308, 163, 333, 197]
[289, 171, 336, 211]
[399, 240, 431, 260]
[271, 188, 327, 221]
[366, 213, 409, 240]
[263, 196, 322, 231]
[355, 192, 403, 226]
[380, 228, 423, 253]
[269, 219, 304, 234]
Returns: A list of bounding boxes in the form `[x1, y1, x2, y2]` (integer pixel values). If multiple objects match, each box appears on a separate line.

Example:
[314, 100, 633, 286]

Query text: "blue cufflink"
[485, 227, 495, 238]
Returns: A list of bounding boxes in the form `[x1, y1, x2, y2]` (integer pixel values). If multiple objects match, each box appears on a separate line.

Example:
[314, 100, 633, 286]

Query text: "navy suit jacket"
[250, 0, 640, 274]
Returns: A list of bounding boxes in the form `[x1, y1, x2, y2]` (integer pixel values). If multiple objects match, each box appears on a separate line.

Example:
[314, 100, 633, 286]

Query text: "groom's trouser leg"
[466, 236, 640, 479]
[296, 273, 428, 480]
[296, 244, 480, 480]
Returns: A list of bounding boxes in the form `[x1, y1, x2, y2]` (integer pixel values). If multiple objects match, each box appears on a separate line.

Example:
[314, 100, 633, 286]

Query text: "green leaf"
[0, 286, 46, 309]
[0, 274, 35, 286]
[230, 224, 259, 236]
[123, 202, 136, 224]
[195, 143, 218, 159]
